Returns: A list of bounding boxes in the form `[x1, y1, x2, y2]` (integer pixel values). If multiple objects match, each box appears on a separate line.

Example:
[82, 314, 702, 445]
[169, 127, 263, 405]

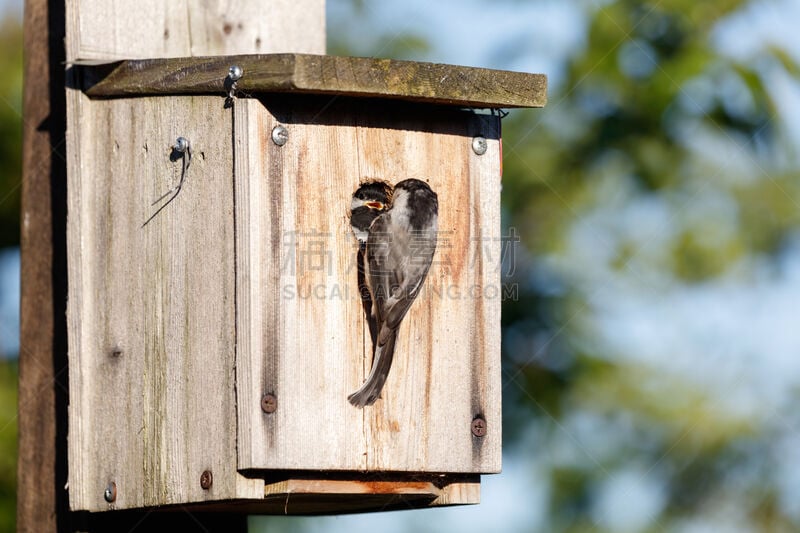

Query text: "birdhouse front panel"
[234, 96, 502, 474]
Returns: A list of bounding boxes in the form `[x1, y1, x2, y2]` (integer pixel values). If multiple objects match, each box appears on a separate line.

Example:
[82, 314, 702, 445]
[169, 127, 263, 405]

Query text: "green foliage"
[0, 16, 22, 249]
[498, 1, 800, 530]
[0, 361, 17, 532]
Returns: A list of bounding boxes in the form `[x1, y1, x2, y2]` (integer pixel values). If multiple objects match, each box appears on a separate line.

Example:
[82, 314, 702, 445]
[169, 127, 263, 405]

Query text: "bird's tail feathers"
[348, 328, 397, 407]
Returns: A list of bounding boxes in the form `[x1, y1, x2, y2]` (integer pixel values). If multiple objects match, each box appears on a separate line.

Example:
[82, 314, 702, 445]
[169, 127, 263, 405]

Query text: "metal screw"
[228, 65, 243, 82]
[261, 393, 277, 414]
[200, 470, 213, 490]
[104, 481, 117, 503]
[472, 136, 488, 155]
[471, 416, 487, 438]
[271, 125, 289, 146]
[173, 136, 190, 153]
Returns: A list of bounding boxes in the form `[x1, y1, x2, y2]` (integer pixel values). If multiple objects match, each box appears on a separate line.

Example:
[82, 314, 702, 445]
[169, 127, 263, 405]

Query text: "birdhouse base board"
[73, 475, 480, 518]
[260, 474, 480, 514]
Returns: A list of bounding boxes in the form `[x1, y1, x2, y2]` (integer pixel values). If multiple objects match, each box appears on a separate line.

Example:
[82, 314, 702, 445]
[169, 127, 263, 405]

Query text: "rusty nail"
[261, 393, 277, 414]
[104, 481, 117, 503]
[200, 470, 213, 490]
[471, 416, 487, 437]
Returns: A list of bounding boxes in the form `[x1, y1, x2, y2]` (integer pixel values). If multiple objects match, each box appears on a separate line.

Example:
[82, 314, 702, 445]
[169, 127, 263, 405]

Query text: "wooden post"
[19, 1, 68, 530]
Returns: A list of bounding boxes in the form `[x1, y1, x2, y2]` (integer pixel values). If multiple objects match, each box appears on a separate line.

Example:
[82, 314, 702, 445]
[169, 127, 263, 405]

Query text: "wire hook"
[141, 137, 192, 228]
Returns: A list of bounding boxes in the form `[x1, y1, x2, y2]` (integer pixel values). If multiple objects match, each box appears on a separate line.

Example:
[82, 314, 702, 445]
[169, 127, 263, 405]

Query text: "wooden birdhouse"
[63, 4, 546, 516]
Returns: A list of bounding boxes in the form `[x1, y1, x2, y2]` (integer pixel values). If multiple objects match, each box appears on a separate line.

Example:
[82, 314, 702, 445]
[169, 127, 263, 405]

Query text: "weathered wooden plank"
[66, 96, 263, 512]
[235, 96, 502, 475]
[354, 103, 503, 473]
[65, 0, 325, 62]
[234, 97, 367, 473]
[78, 54, 548, 108]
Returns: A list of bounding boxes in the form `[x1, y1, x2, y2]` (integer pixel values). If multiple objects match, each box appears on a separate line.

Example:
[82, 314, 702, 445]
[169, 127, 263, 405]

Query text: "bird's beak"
[366, 202, 384, 210]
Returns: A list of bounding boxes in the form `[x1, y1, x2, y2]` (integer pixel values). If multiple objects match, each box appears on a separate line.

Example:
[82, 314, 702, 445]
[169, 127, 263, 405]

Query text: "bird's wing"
[365, 215, 395, 327]
[367, 215, 436, 335]
[356, 244, 379, 347]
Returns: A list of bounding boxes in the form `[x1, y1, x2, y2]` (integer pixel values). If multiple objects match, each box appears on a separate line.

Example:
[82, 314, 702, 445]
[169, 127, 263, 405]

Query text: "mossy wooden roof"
[76, 53, 547, 108]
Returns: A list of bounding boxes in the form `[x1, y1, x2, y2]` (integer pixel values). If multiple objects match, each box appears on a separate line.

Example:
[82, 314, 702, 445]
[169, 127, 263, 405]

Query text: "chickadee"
[350, 181, 393, 244]
[350, 181, 393, 346]
[348, 178, 438, 407]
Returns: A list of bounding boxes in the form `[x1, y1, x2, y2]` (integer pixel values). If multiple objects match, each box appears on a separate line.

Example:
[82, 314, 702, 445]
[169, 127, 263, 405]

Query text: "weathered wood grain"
[235, 97, 502, 475]
[66, 95, 264, 512]
[78, 54, 548, 109]
[65, 0, 325, 62]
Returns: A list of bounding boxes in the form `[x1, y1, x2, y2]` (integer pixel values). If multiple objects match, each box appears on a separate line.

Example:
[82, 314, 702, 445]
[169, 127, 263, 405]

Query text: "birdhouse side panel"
[235, 97, 502, 474]
[66, 94, 262, 511]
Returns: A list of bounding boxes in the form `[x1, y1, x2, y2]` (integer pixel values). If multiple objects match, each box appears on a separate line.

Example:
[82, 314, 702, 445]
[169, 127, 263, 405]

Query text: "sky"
[0, 249, 17, 358]
[0, 0, 18, 18]
[329, 0, 586, 88]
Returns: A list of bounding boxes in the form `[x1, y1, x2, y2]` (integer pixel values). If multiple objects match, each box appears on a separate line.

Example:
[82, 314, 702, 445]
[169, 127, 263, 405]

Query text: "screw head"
[173, 136, 190, 153]
[104, 481, 117, 503]
[472, 136, 488, 156]
[261, 393, 277, 414]
[228, 65, 243, 82]
[471, 416, 487, 438]
[271, 125, 289, 146]
[200, 470, 213, 490]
